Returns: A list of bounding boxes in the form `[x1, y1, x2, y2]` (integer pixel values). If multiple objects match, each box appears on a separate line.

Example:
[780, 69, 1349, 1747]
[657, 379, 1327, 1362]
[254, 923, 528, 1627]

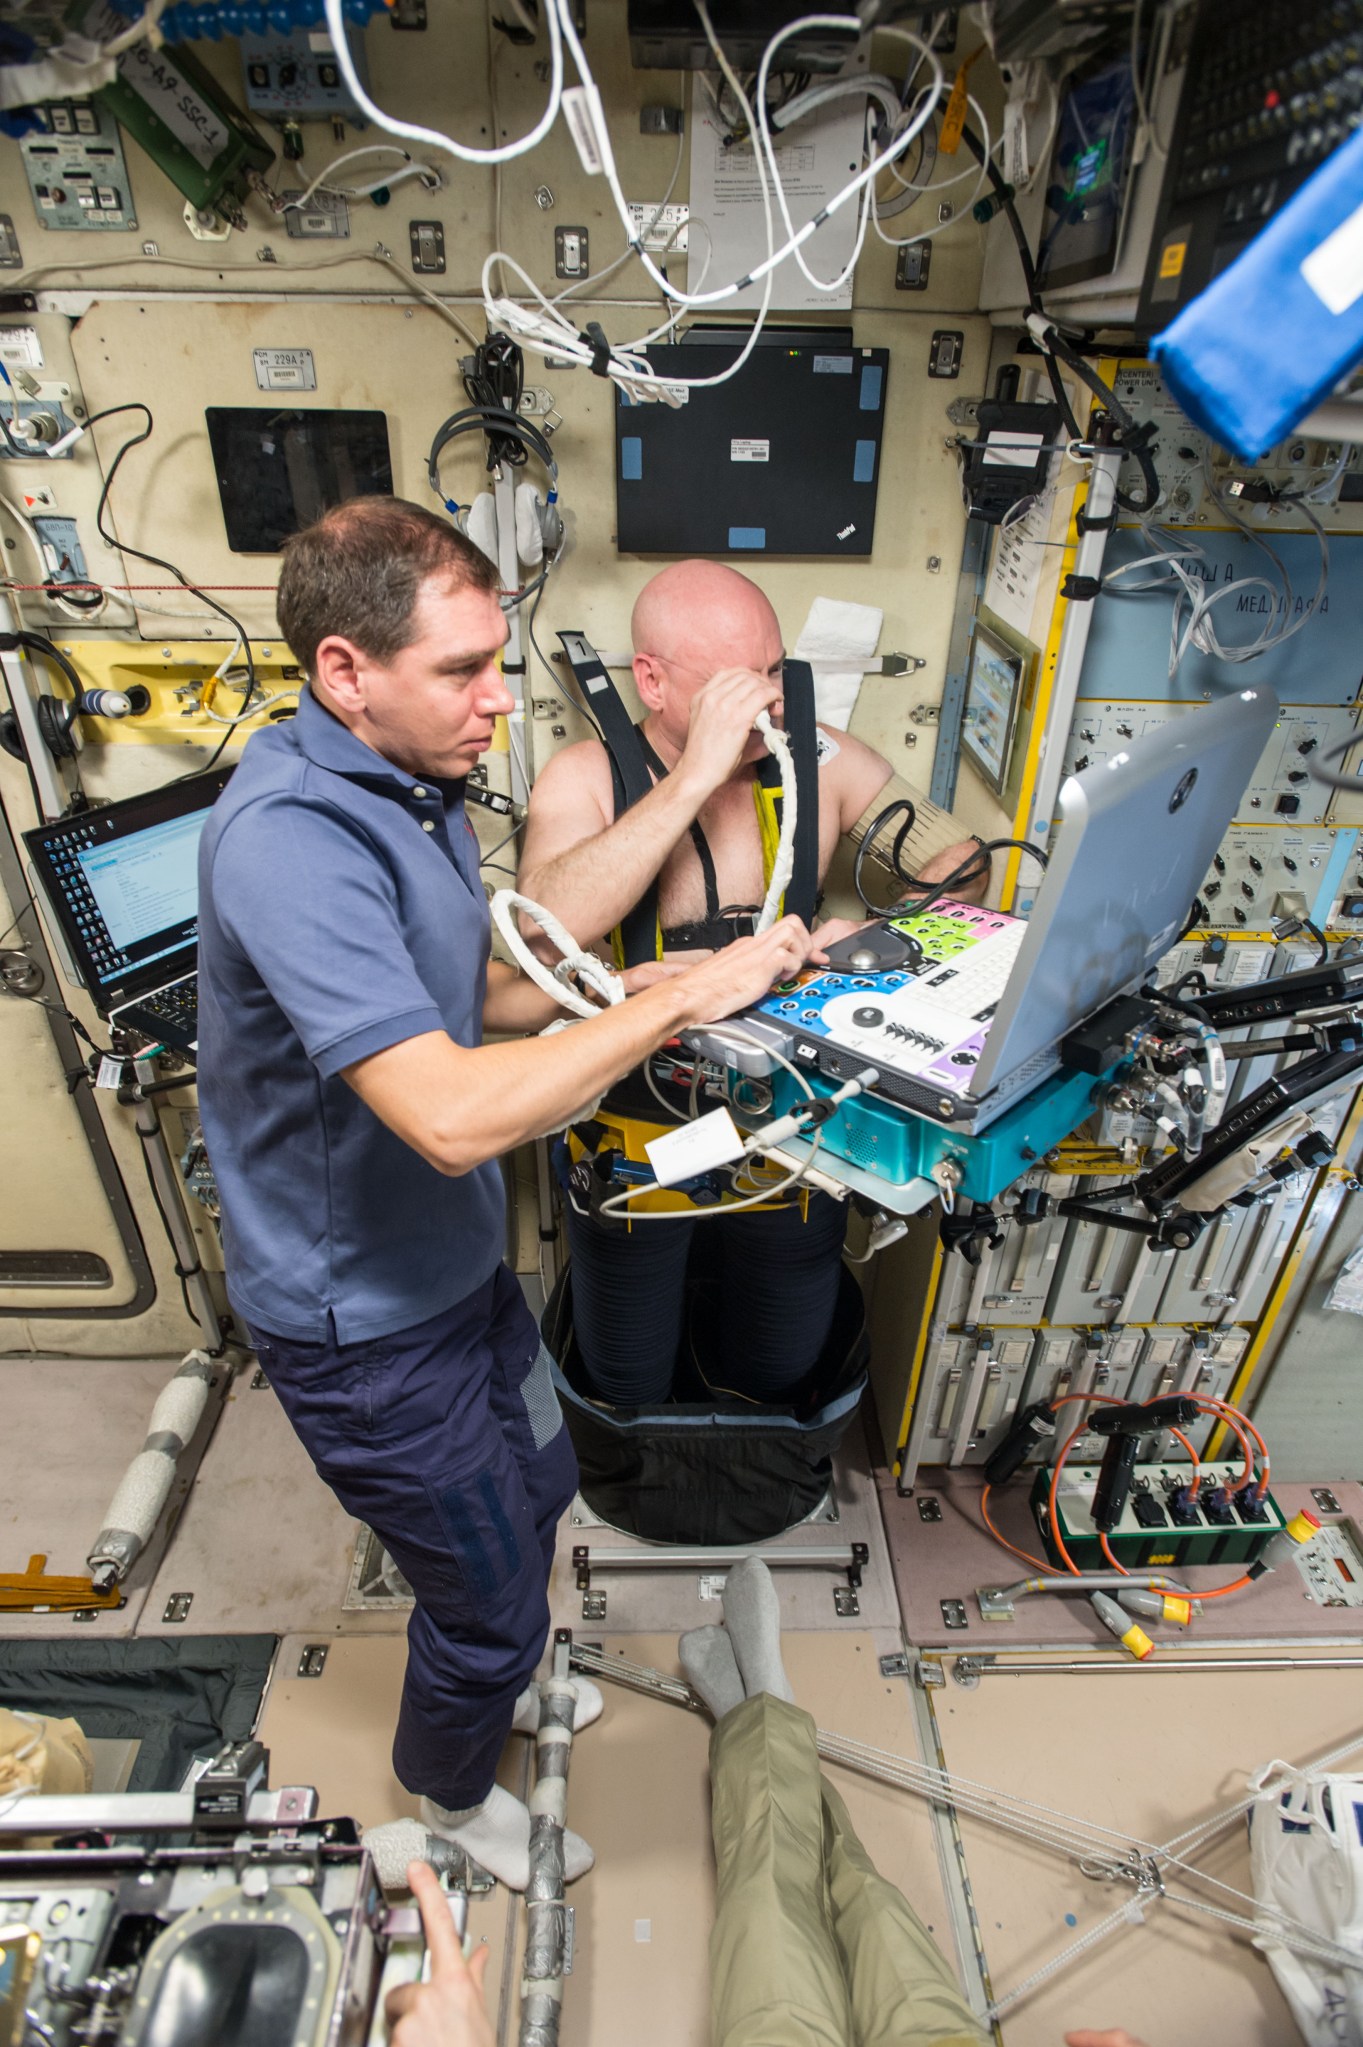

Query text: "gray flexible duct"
[519, 1652, 579, 2047]
[86, 1349, 217, 1589]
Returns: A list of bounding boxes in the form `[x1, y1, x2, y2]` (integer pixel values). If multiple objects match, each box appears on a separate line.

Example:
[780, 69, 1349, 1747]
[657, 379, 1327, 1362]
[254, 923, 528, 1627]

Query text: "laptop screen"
[24, 769, 232, 1013]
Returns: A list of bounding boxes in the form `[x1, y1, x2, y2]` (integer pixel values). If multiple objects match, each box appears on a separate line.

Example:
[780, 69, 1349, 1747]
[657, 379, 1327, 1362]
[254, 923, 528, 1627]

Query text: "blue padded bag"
[1151, 128, 1363, 460]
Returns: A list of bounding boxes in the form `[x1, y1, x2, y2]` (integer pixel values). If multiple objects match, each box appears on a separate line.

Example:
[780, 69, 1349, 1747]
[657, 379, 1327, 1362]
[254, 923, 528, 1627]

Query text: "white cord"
[323, 0, 564, 166]
[752, 710, 796, 932]
[202, 688, 299, 726]
[281, 148, 442, 210]
[490, 888, 624, 1018]
[871, 92, 994, 248]
[100, 0, 168, 56]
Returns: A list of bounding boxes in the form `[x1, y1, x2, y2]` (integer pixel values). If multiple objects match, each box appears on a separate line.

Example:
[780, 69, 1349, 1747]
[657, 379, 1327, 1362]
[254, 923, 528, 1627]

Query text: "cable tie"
[579, 322, 613, 378]
[1075, 507, 1115, 534]
[1061, 573, 1103, 602]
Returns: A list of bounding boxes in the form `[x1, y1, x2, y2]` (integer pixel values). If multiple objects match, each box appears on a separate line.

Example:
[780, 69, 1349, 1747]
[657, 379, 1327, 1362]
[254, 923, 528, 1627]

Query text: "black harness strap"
[557, 630, 659, 966]
[772, 657, 821, 929]
[637, 731, 723, 923]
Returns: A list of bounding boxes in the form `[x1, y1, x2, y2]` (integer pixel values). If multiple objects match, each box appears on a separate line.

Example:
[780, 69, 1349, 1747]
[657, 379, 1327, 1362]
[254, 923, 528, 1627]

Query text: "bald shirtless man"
[519, 561, 987, 1408]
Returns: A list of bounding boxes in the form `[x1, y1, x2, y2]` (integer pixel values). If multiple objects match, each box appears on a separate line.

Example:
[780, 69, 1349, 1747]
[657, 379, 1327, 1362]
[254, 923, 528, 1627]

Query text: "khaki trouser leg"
[820, 1776, 988, 2047]
[708, 1694, 854, 2047]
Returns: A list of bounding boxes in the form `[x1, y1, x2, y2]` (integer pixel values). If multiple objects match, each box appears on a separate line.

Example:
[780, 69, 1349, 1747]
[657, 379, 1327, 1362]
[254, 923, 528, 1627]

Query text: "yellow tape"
[938, 44, 985, 155]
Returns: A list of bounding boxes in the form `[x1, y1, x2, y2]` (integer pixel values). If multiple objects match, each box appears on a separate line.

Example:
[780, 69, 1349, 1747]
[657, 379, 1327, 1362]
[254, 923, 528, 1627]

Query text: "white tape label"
[731, 438, 770, 462]
[644, 1107, 746, 1188]
[1301, 198, 1363, 315]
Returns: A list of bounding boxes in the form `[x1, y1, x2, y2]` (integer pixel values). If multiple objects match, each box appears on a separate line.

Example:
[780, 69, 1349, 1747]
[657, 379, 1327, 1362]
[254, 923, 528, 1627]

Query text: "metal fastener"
[535, 185, 555, 210]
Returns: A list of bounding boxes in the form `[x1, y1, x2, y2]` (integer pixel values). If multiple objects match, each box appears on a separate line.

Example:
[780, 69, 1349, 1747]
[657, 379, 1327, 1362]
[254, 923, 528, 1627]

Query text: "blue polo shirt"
[196, 688, 505, 1343]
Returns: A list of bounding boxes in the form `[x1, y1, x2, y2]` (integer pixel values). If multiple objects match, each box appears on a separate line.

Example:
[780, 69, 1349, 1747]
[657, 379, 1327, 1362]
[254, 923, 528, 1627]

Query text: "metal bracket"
[915, 1656, 947, 1689]
[976, 1585, 1016, 1622]
[251, 1368, 270, 1390]
[879, 1651, 910, 1678]
[833, 1586, 860, 1617]
[162, 1592, 193, 1623]
[945, 395, 983, 426]
[940, 1598, 968, 1630]
[917, 1495, 943, 1523]
[1312, 1486, 1342, 1514]
[297, 1644, 328, 1679]
[582, 1590, 607, 1621]
[952, 1653, 993, 1688]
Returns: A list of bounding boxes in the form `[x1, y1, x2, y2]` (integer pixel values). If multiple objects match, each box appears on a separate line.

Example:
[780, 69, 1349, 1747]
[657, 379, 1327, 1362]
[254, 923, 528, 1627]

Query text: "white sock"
[511, 1674, 604, 1735]
[422, 1784, 594, 1892]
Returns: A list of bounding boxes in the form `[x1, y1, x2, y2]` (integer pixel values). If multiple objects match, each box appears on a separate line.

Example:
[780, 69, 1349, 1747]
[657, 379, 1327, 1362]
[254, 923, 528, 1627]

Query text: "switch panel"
[1064, 701, 1358, 828]
[20, 99, 134, 231]
[240, 27, 370, 122]
[908, 1328, 1036, 1468]
[1104, 361, 1363, 534]
[1199, 827, 1355, 930]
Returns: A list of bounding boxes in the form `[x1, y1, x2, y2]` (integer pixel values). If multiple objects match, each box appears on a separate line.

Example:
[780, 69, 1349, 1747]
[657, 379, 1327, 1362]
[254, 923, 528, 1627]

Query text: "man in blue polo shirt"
[196, 496, 813, 1889]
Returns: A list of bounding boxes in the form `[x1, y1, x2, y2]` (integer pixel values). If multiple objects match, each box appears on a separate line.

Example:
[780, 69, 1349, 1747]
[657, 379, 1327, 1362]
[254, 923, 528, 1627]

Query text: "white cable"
[202, 688, 299, 727]
[323, 0, 564, 166]
[278, 143, 418, 210]
[490, 888, 624, 1018]
[482, 2, 944, 398]
[871, 92, 994, 248]
[753, 710, 796, 932]
[100, 0, 168, 57]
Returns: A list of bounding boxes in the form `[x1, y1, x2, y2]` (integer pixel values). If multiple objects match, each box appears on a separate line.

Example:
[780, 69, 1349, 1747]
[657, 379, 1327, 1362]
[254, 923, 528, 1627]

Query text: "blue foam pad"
[1151, 128, 1363, 460]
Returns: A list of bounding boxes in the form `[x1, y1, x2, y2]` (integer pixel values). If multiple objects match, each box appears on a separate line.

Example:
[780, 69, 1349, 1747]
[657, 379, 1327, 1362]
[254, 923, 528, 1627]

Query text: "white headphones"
[427, 405, 564, 574]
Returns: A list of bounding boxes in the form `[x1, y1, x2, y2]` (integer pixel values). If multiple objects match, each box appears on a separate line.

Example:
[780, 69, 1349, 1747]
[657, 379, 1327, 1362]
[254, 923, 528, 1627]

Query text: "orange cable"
[980, 1481, 1050, 1573]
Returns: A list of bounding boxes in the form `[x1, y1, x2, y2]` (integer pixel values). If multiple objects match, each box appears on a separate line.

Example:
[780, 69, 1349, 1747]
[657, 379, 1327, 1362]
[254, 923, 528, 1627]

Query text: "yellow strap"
[938, 43, 985, 156]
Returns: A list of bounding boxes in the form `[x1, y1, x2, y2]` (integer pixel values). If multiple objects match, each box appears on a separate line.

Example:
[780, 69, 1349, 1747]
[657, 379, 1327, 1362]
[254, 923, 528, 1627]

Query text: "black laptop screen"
[24, 769, 232, 1013]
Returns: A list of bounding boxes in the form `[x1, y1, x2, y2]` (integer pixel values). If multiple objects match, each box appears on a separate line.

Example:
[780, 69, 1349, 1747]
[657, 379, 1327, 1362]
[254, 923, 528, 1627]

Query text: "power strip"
[1031, 1459, 1287, 1570]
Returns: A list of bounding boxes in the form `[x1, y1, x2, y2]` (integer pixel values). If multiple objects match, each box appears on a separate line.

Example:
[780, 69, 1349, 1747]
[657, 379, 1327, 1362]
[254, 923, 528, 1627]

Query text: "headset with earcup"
[426, 404, 563, 572]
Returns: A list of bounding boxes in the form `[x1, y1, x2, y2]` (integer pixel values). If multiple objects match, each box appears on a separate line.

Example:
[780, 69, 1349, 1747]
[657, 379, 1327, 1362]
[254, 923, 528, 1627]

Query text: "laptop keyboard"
[118, 977, 198, 1048]
[917, 930, 1025, 1022]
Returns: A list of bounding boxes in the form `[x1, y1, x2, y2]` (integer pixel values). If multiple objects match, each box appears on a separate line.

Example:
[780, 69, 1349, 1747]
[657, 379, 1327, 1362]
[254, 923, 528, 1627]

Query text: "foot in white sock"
[421, 1784, 594, 1892]
[722, 1556, 795, 1702]
[679, 1626, 745, 1720]
[511, 1674, 604, 1735]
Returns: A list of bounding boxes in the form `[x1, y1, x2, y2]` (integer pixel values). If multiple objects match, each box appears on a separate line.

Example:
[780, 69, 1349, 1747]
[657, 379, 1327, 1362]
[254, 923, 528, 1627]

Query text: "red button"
[1265, 89, 1281, 107]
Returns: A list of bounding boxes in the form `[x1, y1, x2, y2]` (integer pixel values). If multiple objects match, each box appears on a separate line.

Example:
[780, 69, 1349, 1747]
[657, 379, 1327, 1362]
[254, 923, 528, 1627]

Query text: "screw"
[535, 185, 555, 210]
[938, 201, 953, 223]
[927, 555, 941, 572]
[72, 403, 85, 419]
[2, 538, 12, 551]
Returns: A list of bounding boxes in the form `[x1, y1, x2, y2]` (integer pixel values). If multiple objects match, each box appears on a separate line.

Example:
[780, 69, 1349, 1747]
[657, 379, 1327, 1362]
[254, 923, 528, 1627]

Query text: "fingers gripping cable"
[490, 890, 625, 1018]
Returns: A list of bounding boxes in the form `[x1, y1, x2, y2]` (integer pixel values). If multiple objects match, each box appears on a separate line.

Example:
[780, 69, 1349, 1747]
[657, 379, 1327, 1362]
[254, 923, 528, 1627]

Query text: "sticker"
[253, 347, 316, 391]
[1158, 238, 1188, 280]
[812, 354, 853, 374]
[816, 730, 840, 766]
[730, 437, 769, 462]
[117, 41, 231, 167]
[625, 201, 689, 252]
[982, 429, 1043, 470]
[1301, 197, 1363, 315]
[95, 1055, 126, 1090]
[728, 526, 766, 549]
[853, 439, 876, 482]
[0, 326, 41, 368]
[859, 364, 883, 411]
[562, 85, 605, 175]
[620, 436, 642, 480]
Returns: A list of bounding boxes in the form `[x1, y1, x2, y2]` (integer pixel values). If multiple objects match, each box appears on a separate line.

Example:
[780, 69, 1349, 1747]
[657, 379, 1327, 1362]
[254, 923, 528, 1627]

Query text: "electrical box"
[240, 24, 369, 125]
[1032, 1459, 1286, 1569]
[614, 336, 889, 557]
[75, 10, 275, 224]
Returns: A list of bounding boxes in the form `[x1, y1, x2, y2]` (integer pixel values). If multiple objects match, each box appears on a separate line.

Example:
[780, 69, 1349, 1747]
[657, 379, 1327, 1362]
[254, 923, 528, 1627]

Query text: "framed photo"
[962, 622, 1026, 795]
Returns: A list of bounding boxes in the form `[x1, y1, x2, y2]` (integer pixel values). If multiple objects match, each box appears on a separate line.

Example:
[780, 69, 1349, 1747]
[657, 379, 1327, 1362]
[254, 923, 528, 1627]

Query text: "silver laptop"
[706, 686, 1279, 1132]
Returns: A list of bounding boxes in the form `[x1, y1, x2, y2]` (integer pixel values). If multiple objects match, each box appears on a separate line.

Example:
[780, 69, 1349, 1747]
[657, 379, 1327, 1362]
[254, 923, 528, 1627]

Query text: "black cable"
[854, 795, 1050, 918]
[461, 333, 527, 471]
[527, 582, 604, 744]
[85, 404, 256, 784]
[132, 1115, 224, 1352]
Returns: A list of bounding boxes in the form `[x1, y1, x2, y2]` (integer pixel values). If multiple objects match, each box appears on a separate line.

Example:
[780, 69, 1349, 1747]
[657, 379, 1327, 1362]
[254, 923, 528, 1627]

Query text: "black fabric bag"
[543, 1261, 869, 1545]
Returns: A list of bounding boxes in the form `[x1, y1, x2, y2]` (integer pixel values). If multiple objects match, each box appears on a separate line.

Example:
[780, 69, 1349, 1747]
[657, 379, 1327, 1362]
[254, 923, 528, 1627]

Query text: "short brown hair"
[276, 495, 500, 676]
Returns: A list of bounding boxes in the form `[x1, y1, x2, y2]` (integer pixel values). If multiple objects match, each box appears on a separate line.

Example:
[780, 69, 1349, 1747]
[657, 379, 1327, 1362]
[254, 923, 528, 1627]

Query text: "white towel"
[793, 596, 884, 731]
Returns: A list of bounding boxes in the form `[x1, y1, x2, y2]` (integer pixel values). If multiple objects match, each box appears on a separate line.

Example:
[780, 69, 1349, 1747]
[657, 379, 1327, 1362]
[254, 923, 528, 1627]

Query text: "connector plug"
[1234, 1483, 1270, 1525]
[1091, 1591, 1154, 1660]
[1167, 1485, 1201, 1528]
[1115, 1588, 1192, 1627]
[1249, 1507, 1321, 1577]
[1201, 1486, 1235, 1528]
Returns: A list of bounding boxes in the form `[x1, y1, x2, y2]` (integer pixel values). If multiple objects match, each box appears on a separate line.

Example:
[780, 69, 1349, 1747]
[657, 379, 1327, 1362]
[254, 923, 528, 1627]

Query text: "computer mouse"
[848, 947, 880, 972]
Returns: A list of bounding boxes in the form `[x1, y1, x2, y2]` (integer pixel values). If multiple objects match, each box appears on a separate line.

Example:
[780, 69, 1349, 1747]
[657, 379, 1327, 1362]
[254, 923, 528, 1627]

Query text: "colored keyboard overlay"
[757, 901, 1026, 1096]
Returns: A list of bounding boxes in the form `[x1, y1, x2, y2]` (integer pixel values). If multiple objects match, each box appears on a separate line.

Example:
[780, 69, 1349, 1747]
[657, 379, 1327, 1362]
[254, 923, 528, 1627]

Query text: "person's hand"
[675, 669, 784, 801]
[619, 961, 690, 995]
[673, 915, 815, 1025]
[810, 915, 875, 960]
[917, 839, 991, 904]
[1064, 2030, 1151, 2046]
[385, 1860, 493, 2047]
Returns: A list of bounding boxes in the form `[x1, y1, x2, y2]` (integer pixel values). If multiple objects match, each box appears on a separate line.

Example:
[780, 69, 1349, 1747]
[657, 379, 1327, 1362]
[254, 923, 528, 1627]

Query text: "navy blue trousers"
[565, 1193, 848, 1406]
[248, 1264, 578, 1810]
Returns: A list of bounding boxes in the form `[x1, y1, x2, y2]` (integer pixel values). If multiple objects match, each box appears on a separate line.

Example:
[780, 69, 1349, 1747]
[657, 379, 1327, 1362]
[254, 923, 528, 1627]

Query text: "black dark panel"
[204, 407, 393, 553]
